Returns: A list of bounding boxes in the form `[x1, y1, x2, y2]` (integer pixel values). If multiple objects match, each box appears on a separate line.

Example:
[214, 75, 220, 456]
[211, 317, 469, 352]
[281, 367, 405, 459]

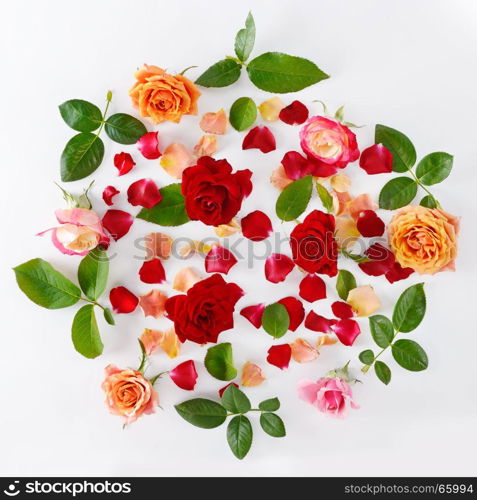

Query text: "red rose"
[290, 210, 338, 276]
[181, 156, 252, 226]
[165, 274, 243, 344]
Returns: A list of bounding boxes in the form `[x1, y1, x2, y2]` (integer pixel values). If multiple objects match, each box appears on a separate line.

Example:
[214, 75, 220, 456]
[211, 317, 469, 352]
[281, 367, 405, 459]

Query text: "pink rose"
[298, 377, 359, 418]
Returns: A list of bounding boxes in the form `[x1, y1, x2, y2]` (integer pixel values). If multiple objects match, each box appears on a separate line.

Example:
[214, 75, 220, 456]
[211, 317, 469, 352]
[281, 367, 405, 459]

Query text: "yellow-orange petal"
[199, 109, 228, 135]
[331, 173, 352, 193]
[144, 232, 173, 260]
[140, 328, 164, 355]
[290, 338, 319, 363]
[241, 361, 266, 387]
[214, 218, 241, 237]
[194, 135, 218, 157]
[332, 190, 353, 216]
[173, 267, 201, 292]
[271, 164, 293, 190]
[160, 327, 181, 358]
[258, 97, 285, 121]
[335, 216, 360, 249]
[317, 335, 339, 348]
[178, 240, 212, 258]
[138, 289, 168, 319]
[160, 143, 195, 179]
[349, 194, 378, 220]
[347, 285, 381, 317]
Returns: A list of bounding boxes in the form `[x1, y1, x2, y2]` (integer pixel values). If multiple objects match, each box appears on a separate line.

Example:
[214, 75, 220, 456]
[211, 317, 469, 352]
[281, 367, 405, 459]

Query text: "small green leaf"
[258, 398, 280, 412]
[137, 184, 190, 226]
[336, 270, 357, 301]
[374, 361, 391, 385]
[416, 152, 453, 186]
[60, 132, 105, 182]
[315, 181, 333, 213]
[59, 99, 102, 132]
[229, 97, 257, 131]
[420, 195, 438, 208]
[260, 413, 286, 438]
[103, 307, 115, 325]
[204, 343, 237, 381]
[262, 303, 290, 339]
[359, 349, 374, 364]
[175, 398, 227, 429]
[105, 113, 147, 144]
[276, 175, 313, 221]
[221, 385, 251, 414]
[391, 339, 428, 371]
[78, 248, 109, 301]
[234, 12, 255, 62]
[247, 52, 329, 93]
[375, 124, 417, 173]
[379, 177, 417, 210]
[392, 283, 426, 333]
[13, 258, 80, 309]
[369, 315, 394, 348]
[196, 59, 242, 88]
[227, 415, 253, 459]
[71, 305, 103, 358]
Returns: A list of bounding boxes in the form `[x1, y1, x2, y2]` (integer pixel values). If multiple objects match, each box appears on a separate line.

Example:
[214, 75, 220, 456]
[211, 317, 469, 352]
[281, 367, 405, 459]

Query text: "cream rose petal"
[194, 135, 218, 157]
[140, 328, 164, 355]
[270, 164, 293, 190]
[160, 327, 181, 358]
[347, 285, 381, 317]
[199, 109, 228, 135]
[160, 143, 196, 179]
[144, 232, 173, 260]
[173, 267, 201, 293]
[258, 96, 285, 121]
[334, 216, 360, 249]
[214, 218, 241, 237]
[330, 174, 352, 193]
[241, 362, 266, 387]
[290, 338, 319, 363]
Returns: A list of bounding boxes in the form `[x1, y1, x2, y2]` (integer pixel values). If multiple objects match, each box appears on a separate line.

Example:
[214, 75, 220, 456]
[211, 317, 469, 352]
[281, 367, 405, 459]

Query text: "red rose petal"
[299, 274, 327, 302]
[137, 131, 161, 159]
[332, 319, 361, 346]
[127, 178, 162, 209]
[102, 186, 120, 206]
[279, 100, 309, 125]
[307, 159, 338, 178]
[139, 258, 166, 284]
[114, 152, 136, 176]
[267, 344, 292, 370]
[102, 209, 134, 240]
[240, 303, 265, 328]
[359, 144, 393, 175]
[331, 301, 354, 319]
[304, 311, 337, 333]
[265, 253, 295, 283]
[356, 210, 385, 237]
[219, 382, 239, 398]
[281, 151, 315, 180]
[385, 261, 414, 284]
[359, 243, 395, 276]
[241, 210, 273, 241]
[205, 245, 238, 274]
[242, 126, 276, 153]
[278, 296, 305, 331]
[169, 360, 198, 391]
[109, 286, 138, 314]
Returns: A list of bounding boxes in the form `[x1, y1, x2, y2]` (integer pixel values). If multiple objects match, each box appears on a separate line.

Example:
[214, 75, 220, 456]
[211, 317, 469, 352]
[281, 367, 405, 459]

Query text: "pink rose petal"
[331, 319, 361, 346]
[199, 109, 228, 135]
[102, 186, 120, 206]
[290, 338, 319, 363]
[137, 131, 161, 159]
[241, 362, 266, 387]
[173, 267, 201, 293]
[169, 360, 198, 391]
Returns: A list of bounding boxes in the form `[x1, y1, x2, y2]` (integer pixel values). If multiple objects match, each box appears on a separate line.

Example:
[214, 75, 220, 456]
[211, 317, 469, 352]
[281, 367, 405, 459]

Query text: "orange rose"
[129, 65, 201, 124]
[388, 205, 459, 274]
[102, 365, 158, 425]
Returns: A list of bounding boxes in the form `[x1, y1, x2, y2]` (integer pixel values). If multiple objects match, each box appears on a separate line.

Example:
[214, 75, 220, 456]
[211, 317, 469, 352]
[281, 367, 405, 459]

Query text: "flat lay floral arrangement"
[13, 13, 459, 459]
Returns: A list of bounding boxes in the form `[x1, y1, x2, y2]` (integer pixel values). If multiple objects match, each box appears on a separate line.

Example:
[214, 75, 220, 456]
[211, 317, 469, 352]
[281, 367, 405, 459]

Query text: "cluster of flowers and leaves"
[13, 13, 460, 459]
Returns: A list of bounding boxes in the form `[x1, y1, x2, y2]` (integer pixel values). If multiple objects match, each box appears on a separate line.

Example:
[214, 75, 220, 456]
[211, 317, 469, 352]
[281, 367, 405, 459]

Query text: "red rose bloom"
[290, 210, 338, 276]
[165, 274, 243, 344]
[181, 156, 252, 226]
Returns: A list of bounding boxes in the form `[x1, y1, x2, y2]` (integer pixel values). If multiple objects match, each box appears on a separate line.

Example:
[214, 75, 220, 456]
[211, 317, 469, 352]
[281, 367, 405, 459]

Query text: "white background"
[1, 0, 476, 477]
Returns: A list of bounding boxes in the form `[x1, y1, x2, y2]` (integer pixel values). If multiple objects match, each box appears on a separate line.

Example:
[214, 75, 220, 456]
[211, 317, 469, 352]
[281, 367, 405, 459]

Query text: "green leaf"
[375, 361, 391, 385]
[204, 343, 237, 381]
[234, 12, 255, 62]
[369, 315, 394, 348]
[175, 398, 227, 429]
[195, 59, 242, 88]
[258, 398, 280, 412]
[247, 52, 329, 93]
[276, 175, 313, 221]
[221, 385, 251, 414]
[391, 339, 428, 372]
[359, 349, 374, 365]
[379, 177, 417, 210]
[336, 270, 357, 301]
[375, 124, 417, 173]
[315, 181, 333, 213]
[60, 132, 105, 182]
[229, 97, 257, 131]
[392, 283, 426, 333]
[59, 99, 102, 132]
[104, 113, 147, 144]
[227, 415, 253, 459]
[420, 195, 438, 208]
[71, 305, 103, 358]
[416, 152, 453, 186]
[77, 248, 109, 301]
[103, 307, 115, 325]
[260, 413, 286, 438]
[13, 258, 80, 309]
[137, 184, 190, 226]
[262, 303, 290, 338]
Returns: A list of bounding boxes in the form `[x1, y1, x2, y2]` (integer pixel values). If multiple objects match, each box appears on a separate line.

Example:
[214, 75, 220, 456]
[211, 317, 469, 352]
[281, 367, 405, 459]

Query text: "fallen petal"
[178, 240, 211, 258]
[160, 327, 181, 358]
[219, 382, 239, 398]
[299, 274, 327, 302]
[241, 361, 266, 387]
[139, 289, 168, 318]
[359, 143, 393, 175]
[194, 135, 218, 157]
[160, 143, 195, 179]
[241, 210, 272, 241]
[173, 267, 201, 292]
[331, 301, 354, 319]
[270, 164, 293, 190]
[214, 218, 241, 237]
[290, 338, 319, 363]
[110, 286, 138, 313]
[349, 194, 378, 220]
[356, 210, 385, 237]
[278, 296, 305, 331]
[334, 216, 360, 249]
[317, 335, 338, 348]
[265, 253, 295, 283]
[242, 126, 276, 153]
[267, 344, 292, 370]
[332, 191, 353, 216]
[200, 109, 228, 135]
[102, 186, 120, 206]
[127, 178, 162, 209]
[205, 245, 238, 274]
[347, 285, 381, 317]
[102, 209, 134, 240]
[144, 232, 173, 260]
[330, 174, 352, 193]
[279, 100, 309, 125]
[140, 328, 163, 355]
[139, 258, 166, 284]
[258, 96, 285, 121]
[282, 151, 314, 180]
[169, 360, 198, 390]
[137, 131, 161, 159]
[114, 152, 135, 176]
[240, 303, 265, 328]
[332, 319, 361, 346]
[305, 311, 337, 333]
[359, 243, 395, 276]
[385, 261, 414, 284]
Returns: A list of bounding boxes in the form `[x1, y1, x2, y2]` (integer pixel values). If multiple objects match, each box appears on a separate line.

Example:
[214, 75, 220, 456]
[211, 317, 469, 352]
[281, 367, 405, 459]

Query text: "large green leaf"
[234, 12, 255, 62]
[227, 415, 253, 459]
[392, 283, 426, 333]
[71, 305, 103, 358]
[247, 52, 329, 93]
[137, 184, 190, 226]
[262, 303, 290, 338]
[260, 413, 286, 438]
[13, 258, 80, 309]
[229, 97, 257, 131]
[221, 385, 251, 414]
[375, 124, 416, 173]
[276, 175, 313, 221]
[59, 99, 102, 132]
[175, 398, 227, 429]
[196, 59, 242, 87]
[359, 349, 374, 365]
[204, 343, 237, 381]
[336, 270, 357, 301]
[379, 176, 417, 210]
[258, 398, 280, 412]
[416, 152, 453, 186]
[369, 315, 394, 348]
[104, 113, 147, 144]
[60, 132, 105, 182]
[78, 248, 109, 301]
[374, 361, 392, 385]
[391, 339, 428, 371]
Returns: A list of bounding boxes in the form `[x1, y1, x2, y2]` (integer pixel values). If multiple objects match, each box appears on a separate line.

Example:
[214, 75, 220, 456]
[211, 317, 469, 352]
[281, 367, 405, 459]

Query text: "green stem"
[406, 167, 440, 207]
[226, 55, 246, 66]
[226, 409, 263, 417]
[149, 371, 168, 386]
[95, 91, 112, 138]
[361, 330, 400, 373]
[79, 296, 107, 312]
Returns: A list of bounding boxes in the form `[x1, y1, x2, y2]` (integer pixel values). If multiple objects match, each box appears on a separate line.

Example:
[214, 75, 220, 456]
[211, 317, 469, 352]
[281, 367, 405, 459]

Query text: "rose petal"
[299, 274, 327, 302]
[290, 338, 319, 363]
[114, 152, 136, 176]
[281, 151, 315, 180]
[349, 194, 378, 220]
[305, 311, 337, 333]
[160, 143, 195, 179]
[356, 210, 385, 237]
[265, 253, 295, 283]
[144, 232, 173, 260]
[199, 109, 228, 135]
[194, 135, 218, 157]
[240, 303, 265, 328]
[137, 131, 161, 159]
[271, 164, 293, 190]
[109, 286, 138, 313]
[359, 144, 393, 174]
[346, 285, 381, 317]
[102, 186, 120, 206]
[205, 245, 238, 274]
[241, 361, 266, 387]
[330, 174, 352, 193]
[138, 289, 168, 318]
[214, 218, 241, 237]
[140, 328, 163, 355]
[258, 97, 285, 121]
[160, 327, 181, 358]
[127, 178, 162, 209]
[173, 267, 201, 292]
[334, 216, 360, 250]
[267, 344, 292, 370]
[139, 258, 166, 284]
[331, 319, 361, 346]
[279, 100, 309, 125]
[169, 360, 198, 391]
[331, 301, 354, 319]
[359, 243, 395, 276]
[278, 296, 305, 331]
[102, 209, 134, 240]
[332, 191, 353, 216]
[241, 210, 272, 241]
[218, 382, 239, 398]
[385, 261, 414, 284]
[317, 335, 338, 348]
[297, 379, 320, 405]
[242, 126, 276, 153]
[178, 240, 211, 258]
